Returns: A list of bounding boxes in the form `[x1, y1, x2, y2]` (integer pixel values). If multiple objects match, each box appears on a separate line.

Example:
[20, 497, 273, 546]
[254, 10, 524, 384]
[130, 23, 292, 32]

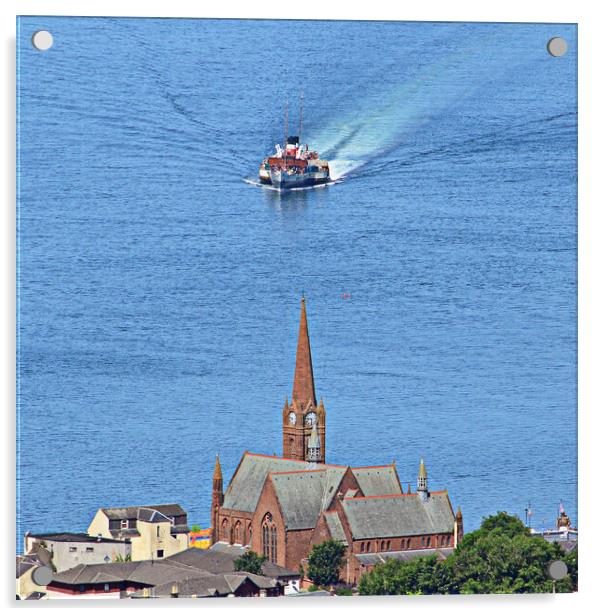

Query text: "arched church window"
[261, 513, 277, 563]
[360, 542, 364, 552]
[234, 521, 241, 544]
[221, 518, 229, 542]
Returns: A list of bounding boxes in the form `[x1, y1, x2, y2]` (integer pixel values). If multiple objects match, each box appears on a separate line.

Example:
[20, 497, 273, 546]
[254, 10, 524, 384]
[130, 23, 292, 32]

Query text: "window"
[234, 521, 242, 544]
[360, 542, 364, 552]
[386, 540, 391, 550]
[120, 519, 128, 529]
[421, 537, 425, 546]
[157, 526, 161, 538]
[69, 546, 77, 553]
[221, 518, 230, 542]
[366, 542, 371, 552]
[426, 537, 431, 547]
[86, 547, 94, 553]
[262, 513, 278, 563]
[104, 584, 110, 592]
[157, 550, 164, 558]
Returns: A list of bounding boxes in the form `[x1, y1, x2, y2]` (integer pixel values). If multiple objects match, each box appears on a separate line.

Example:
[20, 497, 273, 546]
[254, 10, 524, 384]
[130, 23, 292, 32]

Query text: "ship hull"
[269, 169, 330, 190]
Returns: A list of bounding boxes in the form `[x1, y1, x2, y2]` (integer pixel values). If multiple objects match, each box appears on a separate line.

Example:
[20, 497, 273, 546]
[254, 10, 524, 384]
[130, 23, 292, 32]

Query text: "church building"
[211, 298, 462, 585]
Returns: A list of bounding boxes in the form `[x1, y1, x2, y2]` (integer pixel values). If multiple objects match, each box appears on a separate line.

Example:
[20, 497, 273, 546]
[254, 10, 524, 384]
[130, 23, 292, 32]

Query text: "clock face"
[305, 412, 317, 427]
[288, 411, 296, 425]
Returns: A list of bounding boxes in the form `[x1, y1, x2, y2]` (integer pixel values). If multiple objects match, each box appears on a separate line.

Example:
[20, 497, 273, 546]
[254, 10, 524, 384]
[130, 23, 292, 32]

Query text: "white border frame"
[3, 1, 599, 614]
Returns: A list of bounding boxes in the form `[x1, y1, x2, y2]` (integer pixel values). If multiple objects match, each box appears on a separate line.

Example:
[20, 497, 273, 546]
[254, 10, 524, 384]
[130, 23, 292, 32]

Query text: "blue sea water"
[16, 17, 577, 549]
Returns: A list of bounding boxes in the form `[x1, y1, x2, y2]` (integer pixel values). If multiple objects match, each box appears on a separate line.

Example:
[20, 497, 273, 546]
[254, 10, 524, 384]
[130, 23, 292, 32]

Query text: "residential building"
[23, 532, 131, 573]
[87, 504, 189, 561]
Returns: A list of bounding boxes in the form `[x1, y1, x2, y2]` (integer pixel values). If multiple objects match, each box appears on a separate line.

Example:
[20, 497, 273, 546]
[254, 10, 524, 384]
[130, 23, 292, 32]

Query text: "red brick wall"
[250, 477, 287, 567]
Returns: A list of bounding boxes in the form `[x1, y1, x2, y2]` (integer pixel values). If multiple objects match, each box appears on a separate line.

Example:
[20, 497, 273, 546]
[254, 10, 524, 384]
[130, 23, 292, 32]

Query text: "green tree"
[190, 524, 201, 533]
[307, 540, 347, 587]
[234, 551, 267, 575]
[359, 512, 578, 595]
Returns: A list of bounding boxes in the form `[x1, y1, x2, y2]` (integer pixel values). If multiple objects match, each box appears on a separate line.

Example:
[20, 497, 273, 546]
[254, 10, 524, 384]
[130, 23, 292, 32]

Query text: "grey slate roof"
[270, 467, 347, 530]
[27, 532, 128, 544]
[355, 547, 454, 566]
[52, 560, 196, 587]
[166, 547, 298, 579]
[209, 542, 246, 556]
[131, 571, 280, 598]
[351, 466, 402, 496]
[221, 453, 334, 512]
[137, 508, 173, 524]
[324, 512, 348, 546]
[341, 492, 454, 539]
[16, 555, 39, 578]
[101, 504, 186, 520]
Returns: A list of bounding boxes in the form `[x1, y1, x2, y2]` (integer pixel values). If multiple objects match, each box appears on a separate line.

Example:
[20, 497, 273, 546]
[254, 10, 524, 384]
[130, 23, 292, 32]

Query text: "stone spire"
[292, 296, 316, 407]
[210, 454, 223, 545]
[213, 454, 223, 482]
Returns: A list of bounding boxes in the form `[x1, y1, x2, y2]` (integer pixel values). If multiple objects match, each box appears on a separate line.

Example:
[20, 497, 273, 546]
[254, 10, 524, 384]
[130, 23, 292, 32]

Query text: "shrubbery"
[359, 512, 577, 595]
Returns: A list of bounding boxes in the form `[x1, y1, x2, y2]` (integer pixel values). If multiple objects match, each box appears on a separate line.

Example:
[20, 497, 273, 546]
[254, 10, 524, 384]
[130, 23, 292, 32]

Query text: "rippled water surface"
[17, 17, 577, 546]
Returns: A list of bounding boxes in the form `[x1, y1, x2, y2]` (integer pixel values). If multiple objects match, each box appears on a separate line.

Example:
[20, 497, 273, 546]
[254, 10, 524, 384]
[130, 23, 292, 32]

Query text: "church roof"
[351, 465, 402, 496]
[341, 492, 454, 539]
[292, 297, 317, 406]
[323, 511, 348, 546]
[355, 547, 454, 566]
[269, 467, 347, 530]
[221, 453, 331, 513]
[222, 454, 407, 520]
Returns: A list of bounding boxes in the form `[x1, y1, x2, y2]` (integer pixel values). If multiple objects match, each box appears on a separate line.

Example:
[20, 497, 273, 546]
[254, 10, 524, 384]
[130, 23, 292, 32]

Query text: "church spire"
[210, 454, 224, 545]
[213, 454, 222, 481]
[292, 296, 317, 406]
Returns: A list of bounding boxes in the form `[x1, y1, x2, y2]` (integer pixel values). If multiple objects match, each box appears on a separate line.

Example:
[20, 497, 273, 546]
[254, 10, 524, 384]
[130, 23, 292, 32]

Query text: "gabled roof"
[341, 492, 454, 539]
[137, 508, 173, 524]
[101, 504, 186, 520]
[351, 465, 402, 497]
[270, 467, 347, 530]
[221, 453, 336, 513]
[323, 511, 348, 546]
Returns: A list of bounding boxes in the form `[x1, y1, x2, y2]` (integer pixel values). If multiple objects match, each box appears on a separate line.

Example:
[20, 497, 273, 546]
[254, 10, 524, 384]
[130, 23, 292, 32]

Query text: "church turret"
[283, 297, 326, 463]
[417, 458, 428, 502]
[211, 454, 224, 545]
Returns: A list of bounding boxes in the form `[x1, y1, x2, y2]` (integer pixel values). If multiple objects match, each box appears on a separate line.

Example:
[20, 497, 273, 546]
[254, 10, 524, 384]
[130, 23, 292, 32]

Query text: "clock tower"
[282, 297, 326, 463]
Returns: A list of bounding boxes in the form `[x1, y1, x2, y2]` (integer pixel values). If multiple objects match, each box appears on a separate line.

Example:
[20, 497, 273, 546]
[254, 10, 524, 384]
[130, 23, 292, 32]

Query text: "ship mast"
[299, 90, 304, 146]
[284, 101, 289, 162]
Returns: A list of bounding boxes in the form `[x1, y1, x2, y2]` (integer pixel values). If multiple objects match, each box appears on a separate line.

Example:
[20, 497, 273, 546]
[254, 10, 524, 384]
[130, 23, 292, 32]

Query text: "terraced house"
[211, 298, 463, 584]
